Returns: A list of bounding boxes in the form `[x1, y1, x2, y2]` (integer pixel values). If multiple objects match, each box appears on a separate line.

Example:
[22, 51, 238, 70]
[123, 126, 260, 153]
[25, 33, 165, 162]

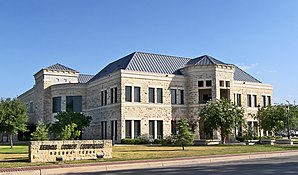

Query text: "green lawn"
[1, 144, 298, 168]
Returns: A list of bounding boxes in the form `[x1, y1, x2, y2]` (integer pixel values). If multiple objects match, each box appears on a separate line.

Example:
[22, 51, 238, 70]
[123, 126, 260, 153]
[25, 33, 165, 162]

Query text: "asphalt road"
[66, 155, 298, 175]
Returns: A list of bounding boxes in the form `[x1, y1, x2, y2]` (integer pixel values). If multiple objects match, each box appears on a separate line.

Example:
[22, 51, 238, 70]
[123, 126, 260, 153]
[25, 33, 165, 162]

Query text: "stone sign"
[29, 140, 112, 163]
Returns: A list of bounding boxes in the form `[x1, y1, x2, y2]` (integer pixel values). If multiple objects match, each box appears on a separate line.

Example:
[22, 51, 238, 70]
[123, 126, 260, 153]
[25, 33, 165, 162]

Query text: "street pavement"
[65, 155, 298, 175]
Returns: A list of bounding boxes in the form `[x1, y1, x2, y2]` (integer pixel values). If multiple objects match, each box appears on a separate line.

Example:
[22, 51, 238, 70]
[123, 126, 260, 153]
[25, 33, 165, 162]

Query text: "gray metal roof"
[234, 66, 261, 83]
[186, 55, 226, 66]
[89, 52, 190, 82]
[89, 52, 261, 83]
[45, 63, 78, 73]
[78, 74, 94, 83]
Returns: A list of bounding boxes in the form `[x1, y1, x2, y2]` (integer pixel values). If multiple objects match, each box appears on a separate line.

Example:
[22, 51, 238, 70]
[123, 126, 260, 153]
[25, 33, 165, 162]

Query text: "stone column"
[154, 120, 157, 139]
[131, 120, 135, 139]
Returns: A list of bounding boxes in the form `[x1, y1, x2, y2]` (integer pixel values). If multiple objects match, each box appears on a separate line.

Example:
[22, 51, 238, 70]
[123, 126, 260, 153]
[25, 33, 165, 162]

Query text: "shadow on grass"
[0, 157, 29, 163]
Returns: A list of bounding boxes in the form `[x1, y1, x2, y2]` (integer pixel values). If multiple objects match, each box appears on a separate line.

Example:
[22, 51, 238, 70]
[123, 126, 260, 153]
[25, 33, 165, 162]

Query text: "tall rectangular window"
[125, 86, 132, 102]
[157, 121, 163, 139]
[104, 90, 107, 105]
[66, 96, 82, 112]
[236, 94, 241, 107]
[157, 88, 163, 103]
[179, 90, 184, 104]
[114, 120, 118, 140]
[125, 120, 132, 138]
[171, 120, 177, 135]
[52, 97, 61, 113]
[134, 120, 141, 138]
[253, 95, 257, 107]
[101, 91, 104, 106]
[110, 120, 118, 141]
[262, 95, 266, 107]
[134, 87, 141, 102]
[247, 94, 252, 107]
[114, 87, 117, 103]
[149, 88, 155, 103]
[149, 120, 155, 139]
[101, 121, 107, 139]
[267, 96, 271, 106]
[110, 88, 114, 104]
[171, 89, 177, 104]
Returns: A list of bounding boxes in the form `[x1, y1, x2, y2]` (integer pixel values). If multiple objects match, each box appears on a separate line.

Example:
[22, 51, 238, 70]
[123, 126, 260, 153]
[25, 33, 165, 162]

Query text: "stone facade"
[29, 140, 112, 163]
[18, 53, 273, 143]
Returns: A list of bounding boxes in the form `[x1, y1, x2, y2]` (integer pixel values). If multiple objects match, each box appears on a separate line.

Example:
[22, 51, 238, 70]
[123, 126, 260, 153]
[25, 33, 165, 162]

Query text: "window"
[267, 96, 271, 106]
[262, 95, 266, 107]
[226, 81, 230, 87]
[110, 88, 114, 104]
[104, 90, 107, 105]
[111, 120, 118, 140]
[157, 121, 163, 139]
[149, 88, 155, 103]
[198, 89, 212, 104]
[125, 120, 132, 138]
[149, 120, 155, 139]
[157, 88, 163, 103]
[171, 120, 177, 135]
[220, 80, 224, 87]
[52, 97, 61, 113]
[134, 87, 141, 102]
[179, 90, 184, 104]
[134, 120, 141, 138]
[171, 89, 177, 104]
[206, 80, 212, 87]
[236, 94, 241, 107]
[101, 121, 107, 139]
[198, 81, 204, 87]
[66, 96, 82, 112]
[101, 91, 104, 106]
[247, 94, 252, 107]
[253, 95, 257, 107]
[125, 86, 132, 102]
[114, 87, 118, 103]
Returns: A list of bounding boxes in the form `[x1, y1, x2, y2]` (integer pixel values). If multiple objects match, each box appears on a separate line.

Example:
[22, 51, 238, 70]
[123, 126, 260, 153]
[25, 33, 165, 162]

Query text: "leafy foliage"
[200, 99, 245, 144]
[51, 111, 92, 140]
[31, 123, 49, 141]
[0, 98, 28, 148]
[58, 123, 81, 140]
[259, 104, 298, 135]
[174, 119, 194, 150]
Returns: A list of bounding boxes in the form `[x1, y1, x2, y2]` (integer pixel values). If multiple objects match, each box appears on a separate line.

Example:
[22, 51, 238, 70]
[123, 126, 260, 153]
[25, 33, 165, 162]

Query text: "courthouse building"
[19, 52, 272, 142]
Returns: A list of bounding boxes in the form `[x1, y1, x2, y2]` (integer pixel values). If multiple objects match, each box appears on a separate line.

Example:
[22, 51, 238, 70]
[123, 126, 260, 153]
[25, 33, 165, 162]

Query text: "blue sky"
[0, 0, 297, 103]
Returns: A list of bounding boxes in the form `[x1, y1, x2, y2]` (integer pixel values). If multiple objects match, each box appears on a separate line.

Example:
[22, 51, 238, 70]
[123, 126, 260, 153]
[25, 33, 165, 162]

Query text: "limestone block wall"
[233, 81, 273, 122]
[120, 70, 186, 139]
[29, 140, 112, 163]
[85, 71, 121, 141]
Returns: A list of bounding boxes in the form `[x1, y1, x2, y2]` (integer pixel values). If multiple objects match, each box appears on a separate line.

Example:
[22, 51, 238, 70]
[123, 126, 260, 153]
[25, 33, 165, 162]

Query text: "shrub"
[121, 138, 135, 144]
[236, 136, 245, 142]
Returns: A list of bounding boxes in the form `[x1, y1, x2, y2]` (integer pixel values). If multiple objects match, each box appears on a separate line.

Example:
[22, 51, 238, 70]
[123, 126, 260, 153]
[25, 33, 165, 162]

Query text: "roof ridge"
[134, 51, 191, 60]
[45, 63, 78, 73]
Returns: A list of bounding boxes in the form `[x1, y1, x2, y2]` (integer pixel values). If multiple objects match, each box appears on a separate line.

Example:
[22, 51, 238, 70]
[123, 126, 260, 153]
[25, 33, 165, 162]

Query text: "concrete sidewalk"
[2, 150, 298, 175]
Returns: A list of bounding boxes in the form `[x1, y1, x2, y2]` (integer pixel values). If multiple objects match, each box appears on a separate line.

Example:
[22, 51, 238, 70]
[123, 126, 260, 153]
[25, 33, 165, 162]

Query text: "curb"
[1, 150, 298, 175]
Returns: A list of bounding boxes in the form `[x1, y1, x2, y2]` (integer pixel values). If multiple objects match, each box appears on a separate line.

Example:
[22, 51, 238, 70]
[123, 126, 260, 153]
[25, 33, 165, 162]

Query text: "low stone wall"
[275, 139, 293, 145]
[194, 139, 221, 145]
[29, 140, 112, 163]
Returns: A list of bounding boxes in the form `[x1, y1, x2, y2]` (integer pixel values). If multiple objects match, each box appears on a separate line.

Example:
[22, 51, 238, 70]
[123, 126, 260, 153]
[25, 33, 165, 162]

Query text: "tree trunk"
[182, 145, 185, 150]
[10, 134, 13, 149]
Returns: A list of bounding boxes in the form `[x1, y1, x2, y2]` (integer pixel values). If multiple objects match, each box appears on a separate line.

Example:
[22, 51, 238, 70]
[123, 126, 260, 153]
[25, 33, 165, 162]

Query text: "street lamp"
[286, 105, 290, 139]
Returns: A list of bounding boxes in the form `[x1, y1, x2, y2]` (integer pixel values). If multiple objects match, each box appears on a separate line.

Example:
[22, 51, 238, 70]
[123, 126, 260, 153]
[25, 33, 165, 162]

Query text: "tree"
[200, 99, 245, 144]
[51, 111, 92, 140]
[0, 98, 28, 148]
[259, 104, 298, 138]
[31, 123, 49, 141]
[58, 123, 81, 140]
[175, 119, 194, 150]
